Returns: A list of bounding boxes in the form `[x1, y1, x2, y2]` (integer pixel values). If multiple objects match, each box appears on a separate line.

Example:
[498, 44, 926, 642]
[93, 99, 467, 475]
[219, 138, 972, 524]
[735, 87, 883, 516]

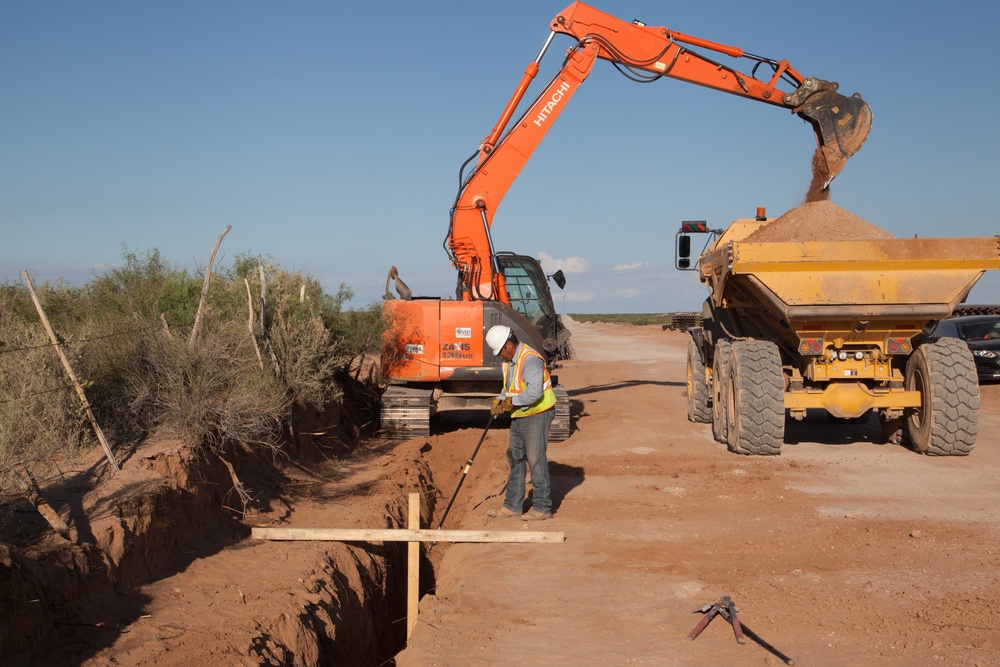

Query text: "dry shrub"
[130, 319, 287, 452]
[0, 301, 91, 473]
[1, 249, 384, 486]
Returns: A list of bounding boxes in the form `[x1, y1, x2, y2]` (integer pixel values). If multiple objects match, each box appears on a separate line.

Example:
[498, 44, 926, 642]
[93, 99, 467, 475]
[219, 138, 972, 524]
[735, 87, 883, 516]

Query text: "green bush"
[0, 249, 384, 485]
[569, 313, 674, 326]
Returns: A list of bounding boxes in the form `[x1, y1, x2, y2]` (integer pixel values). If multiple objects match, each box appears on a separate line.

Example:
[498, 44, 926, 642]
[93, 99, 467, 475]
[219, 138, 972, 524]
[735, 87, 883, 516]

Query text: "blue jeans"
[503, 408, 554, 514]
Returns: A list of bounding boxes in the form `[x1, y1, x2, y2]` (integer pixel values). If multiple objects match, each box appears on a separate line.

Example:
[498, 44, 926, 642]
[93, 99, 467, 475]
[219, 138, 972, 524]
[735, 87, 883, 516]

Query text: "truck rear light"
[799, 338, 823, 355]
[887, 337, 912, 354]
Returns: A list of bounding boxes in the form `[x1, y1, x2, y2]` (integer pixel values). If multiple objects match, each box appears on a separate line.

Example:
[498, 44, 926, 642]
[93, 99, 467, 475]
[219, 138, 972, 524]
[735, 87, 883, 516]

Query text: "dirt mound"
[746, 199, 894, 242]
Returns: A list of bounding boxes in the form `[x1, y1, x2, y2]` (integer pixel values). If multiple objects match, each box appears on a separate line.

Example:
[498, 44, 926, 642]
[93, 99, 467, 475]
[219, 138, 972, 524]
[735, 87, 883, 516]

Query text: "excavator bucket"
[795, 87, 873, 188]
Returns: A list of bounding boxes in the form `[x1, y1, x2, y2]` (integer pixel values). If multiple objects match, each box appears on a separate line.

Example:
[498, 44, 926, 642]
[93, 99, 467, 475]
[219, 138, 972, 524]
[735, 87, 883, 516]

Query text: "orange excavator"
[380, 1, 872, 440]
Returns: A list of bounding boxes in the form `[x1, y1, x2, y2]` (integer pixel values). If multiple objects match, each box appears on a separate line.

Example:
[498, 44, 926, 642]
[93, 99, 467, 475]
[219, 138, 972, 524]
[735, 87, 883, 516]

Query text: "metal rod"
[436, 415, 494, 531]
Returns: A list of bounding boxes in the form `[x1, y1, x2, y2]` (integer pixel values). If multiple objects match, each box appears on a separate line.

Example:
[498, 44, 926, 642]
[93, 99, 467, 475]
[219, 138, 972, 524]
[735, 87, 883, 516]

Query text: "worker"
[484, 324, 557, 521]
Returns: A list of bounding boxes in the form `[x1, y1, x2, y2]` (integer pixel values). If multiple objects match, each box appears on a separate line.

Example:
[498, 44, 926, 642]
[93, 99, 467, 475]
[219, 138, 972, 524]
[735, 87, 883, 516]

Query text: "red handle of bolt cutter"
[685, 605, 720, 641]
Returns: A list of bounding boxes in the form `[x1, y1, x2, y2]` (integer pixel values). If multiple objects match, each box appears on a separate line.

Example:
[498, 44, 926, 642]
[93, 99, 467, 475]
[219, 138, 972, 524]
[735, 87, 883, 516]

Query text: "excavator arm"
[446, 1, 871, 304]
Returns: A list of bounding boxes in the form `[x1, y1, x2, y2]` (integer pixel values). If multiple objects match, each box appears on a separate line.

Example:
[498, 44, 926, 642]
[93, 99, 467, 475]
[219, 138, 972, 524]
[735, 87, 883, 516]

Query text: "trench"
[0, 412, 488, 666]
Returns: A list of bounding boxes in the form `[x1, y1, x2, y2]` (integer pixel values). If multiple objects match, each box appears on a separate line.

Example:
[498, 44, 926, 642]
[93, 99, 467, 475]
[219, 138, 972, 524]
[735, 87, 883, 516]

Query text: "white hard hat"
[486, 325, 511, 356]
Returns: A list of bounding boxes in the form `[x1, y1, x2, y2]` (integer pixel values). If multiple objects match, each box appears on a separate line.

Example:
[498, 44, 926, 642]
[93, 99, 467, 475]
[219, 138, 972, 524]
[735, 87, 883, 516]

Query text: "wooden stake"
[189, 225, 232, 349]
[407, 492, 419, 641]
[22, 270, 120, 472]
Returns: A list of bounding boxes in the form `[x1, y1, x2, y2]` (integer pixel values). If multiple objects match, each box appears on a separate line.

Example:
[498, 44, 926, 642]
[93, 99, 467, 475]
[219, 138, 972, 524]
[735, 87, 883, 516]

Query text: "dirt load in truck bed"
[746, 200, 895, 242]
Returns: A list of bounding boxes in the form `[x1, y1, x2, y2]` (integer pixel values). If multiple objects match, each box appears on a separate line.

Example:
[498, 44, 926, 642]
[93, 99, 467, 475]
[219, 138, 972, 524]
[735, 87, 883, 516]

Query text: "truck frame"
[677, 211, 1000, 456]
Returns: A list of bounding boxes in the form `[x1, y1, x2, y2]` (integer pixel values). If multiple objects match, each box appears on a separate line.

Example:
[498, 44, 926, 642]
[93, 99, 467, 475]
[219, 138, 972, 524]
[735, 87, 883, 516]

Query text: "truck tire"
[726, 340, 784, 456]
[711, 339, 732, 444]
[905, 337, 980, 456]
[686, 337, 711, 423]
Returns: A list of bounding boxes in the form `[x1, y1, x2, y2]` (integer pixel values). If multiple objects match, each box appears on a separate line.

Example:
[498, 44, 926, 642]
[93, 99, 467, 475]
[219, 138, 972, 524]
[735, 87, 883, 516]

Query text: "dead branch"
[217, 452, 252, 517]
[244, 277, 264, 370]
[189, 225, 232, 349]
[13, 465, 71, 541]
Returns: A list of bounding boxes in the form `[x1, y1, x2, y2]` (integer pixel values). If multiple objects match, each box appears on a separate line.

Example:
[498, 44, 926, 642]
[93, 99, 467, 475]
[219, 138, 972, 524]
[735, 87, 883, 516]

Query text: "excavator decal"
[533, 81, 572, 127]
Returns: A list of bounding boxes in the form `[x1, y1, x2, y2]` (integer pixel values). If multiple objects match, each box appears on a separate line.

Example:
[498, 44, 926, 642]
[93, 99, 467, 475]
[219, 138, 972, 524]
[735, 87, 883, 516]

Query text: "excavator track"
[382, 385, 571, 443]
[550, 386, 571, 442]
[381, 386, 433, 441]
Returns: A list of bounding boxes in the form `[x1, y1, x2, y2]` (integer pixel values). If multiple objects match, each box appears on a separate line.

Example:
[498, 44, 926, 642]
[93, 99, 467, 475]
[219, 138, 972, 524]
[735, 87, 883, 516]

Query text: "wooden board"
[251, 527, 564, 543]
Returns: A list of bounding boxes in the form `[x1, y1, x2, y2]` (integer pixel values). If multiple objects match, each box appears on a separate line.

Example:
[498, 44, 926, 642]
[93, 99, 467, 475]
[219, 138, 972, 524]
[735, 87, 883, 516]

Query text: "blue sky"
[3, 1, 999, 313]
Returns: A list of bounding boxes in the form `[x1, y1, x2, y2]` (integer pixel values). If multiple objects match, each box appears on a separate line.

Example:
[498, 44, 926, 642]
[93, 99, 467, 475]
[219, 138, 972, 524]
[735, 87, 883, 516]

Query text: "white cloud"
[537, 251, 589, 275]
[612, 261, 650, 272]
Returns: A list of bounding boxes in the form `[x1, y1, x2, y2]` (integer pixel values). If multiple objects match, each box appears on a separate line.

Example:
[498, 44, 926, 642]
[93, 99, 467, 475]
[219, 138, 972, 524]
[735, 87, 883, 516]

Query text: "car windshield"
[957, 318, 1000, 341]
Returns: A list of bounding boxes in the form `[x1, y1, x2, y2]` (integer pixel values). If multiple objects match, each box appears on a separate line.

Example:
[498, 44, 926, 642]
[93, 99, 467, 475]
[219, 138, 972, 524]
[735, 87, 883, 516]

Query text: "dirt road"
[398, 317, 1000, 666]
[12, 317, 999, 666]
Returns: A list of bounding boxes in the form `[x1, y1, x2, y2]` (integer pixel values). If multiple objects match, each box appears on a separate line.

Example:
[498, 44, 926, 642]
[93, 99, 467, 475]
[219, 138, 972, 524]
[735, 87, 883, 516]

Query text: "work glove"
[490, 397, 514, 417]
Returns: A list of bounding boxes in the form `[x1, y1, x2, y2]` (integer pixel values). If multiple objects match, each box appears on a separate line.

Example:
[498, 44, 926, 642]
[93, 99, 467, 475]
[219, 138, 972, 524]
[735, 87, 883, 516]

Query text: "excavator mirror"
[548, 270, 566, 290]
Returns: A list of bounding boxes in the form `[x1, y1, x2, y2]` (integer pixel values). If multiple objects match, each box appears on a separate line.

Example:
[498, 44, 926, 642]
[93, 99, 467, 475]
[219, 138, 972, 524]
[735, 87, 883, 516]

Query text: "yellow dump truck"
[675, 205, 1000, 456]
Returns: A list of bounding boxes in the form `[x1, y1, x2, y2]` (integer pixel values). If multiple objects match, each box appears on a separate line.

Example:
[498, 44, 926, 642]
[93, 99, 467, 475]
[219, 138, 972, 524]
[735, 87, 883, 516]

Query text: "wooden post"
[22, 270, 120, 472]
[244, 277, 264, 370]
[189, 225, 232, 349]
[407, 492, 420, 641]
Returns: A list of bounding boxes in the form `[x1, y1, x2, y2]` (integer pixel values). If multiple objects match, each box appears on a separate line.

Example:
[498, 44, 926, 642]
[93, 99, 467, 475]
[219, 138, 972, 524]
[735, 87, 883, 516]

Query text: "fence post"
[21, 270, 120, 472]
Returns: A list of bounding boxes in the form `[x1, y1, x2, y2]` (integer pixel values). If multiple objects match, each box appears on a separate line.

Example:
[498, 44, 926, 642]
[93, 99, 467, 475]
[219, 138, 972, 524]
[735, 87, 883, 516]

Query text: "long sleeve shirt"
[503, 344, 545, 407]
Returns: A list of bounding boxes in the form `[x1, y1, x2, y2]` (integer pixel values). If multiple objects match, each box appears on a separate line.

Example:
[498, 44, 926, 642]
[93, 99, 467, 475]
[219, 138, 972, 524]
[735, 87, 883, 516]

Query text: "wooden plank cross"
[252, 493, 564, 641]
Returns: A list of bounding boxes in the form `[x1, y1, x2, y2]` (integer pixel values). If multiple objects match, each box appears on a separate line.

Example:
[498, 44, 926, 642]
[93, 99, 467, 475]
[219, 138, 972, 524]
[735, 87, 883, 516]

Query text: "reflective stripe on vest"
[502, 344, 556, 418]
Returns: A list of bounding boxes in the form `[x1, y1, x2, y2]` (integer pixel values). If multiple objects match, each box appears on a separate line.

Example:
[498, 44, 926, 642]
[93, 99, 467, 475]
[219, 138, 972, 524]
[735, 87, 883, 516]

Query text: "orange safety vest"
[502, 344, 557, 418]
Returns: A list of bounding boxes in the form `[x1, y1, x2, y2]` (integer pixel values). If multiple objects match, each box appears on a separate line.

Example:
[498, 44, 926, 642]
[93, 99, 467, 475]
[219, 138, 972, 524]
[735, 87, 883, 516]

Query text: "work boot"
[487, 505, 522, 519]
[521, 508, 552, 521]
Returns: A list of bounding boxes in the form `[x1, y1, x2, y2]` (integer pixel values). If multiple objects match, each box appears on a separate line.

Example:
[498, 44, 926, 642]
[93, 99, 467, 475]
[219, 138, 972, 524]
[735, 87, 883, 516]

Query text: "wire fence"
[0, 322, 179, 404]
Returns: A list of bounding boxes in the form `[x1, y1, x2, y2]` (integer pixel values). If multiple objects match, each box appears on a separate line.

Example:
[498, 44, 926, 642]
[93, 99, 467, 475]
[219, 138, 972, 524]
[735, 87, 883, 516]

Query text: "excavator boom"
[446, 1, 871, 303]
[550, 2, 871, 185]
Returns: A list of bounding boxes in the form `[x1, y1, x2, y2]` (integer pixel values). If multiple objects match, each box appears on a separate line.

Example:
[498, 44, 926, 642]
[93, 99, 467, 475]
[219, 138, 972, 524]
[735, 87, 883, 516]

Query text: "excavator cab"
[495, 252, 570, 360]
[496, 252, 559, 325]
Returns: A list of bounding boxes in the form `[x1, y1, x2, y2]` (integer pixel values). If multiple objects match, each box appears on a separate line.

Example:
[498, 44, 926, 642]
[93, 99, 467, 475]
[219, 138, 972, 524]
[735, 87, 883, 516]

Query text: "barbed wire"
[0, 382, 79, 404]
[0, 321, 182, 356]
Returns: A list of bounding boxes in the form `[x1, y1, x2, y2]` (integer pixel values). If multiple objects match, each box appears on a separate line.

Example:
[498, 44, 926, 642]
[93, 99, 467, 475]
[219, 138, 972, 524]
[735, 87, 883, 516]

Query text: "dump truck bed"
[700, 236, 1000, 322]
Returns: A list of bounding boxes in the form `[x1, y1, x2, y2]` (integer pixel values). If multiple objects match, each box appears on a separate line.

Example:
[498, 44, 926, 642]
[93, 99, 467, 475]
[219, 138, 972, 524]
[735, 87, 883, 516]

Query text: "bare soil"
[4, 317, 1000, 666]
[398, 317, 1000, 667]
[746, 200, 895, 242]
